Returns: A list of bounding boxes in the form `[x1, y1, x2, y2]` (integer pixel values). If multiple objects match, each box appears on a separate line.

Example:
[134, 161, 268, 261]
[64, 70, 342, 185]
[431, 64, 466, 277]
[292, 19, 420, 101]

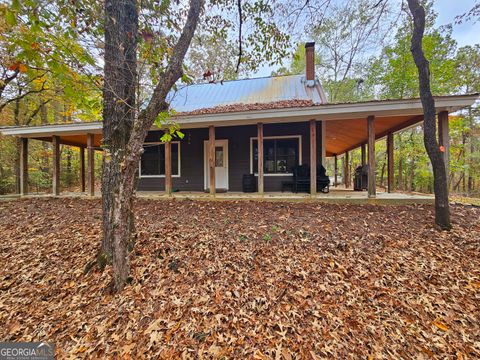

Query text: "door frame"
[203, 139, 229, 191]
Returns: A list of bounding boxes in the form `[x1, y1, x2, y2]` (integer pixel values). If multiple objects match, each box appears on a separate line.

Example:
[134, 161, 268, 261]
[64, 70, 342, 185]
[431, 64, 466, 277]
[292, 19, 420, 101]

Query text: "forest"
[0, 0, 478, 197]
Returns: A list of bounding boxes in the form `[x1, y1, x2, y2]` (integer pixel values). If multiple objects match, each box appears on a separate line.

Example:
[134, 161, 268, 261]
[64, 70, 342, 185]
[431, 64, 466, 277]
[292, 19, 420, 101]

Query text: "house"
[1, 43, 478, 198]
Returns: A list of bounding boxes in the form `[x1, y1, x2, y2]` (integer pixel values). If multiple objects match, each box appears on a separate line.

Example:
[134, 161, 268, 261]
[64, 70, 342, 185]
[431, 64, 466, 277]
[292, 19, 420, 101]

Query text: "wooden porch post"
[20, 137, 28, 196]
[438, 111, 450, 188]
[87, 133, 95, 196]
[52, 135, 60, 196]
[165, 141, 172, 195]
[361, 143, 366, 166]
[321, 120, 326, 166]
[344, 151, 349, 188]
[310, 120, 317, 195]
[334, 154, 338, 187]
[257, 123, 264, 194]
[367, 115, 376, 198]
[208, 125, 215, 195]
[387, 133, 394, 193]
[79, 146, 85, 193]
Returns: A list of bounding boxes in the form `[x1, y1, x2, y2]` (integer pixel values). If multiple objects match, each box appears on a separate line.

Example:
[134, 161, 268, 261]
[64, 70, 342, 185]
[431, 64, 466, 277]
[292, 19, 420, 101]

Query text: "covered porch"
[1, 94, 476, 200]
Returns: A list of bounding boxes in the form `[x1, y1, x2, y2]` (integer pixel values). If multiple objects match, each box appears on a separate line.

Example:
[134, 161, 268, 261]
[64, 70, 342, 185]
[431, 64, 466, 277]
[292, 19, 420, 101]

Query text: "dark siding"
[138, 121, 320, 192]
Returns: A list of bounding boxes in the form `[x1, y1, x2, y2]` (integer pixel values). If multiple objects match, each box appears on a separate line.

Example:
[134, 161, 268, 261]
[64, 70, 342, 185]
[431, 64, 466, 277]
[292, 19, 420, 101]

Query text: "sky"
[435, 0, 479, 47]
[255, 0, 480, 77]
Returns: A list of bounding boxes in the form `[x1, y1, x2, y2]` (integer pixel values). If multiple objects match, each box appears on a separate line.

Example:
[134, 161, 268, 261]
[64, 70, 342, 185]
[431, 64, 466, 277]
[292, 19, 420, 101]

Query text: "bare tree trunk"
[99, 0, 138, 288]
[100, 0, 203, 292]
[40, 101, 50, 176]
[409, 157, 415, 192]
[398, 157, 403, 191]
[453, 174, 463, 192]
[467, 107, 474, 194]
[380, 154, 386, 188]
[407, 0, 451, 230]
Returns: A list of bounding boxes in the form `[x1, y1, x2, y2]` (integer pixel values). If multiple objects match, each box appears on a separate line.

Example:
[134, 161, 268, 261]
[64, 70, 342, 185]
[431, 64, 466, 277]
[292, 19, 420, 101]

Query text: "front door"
[204, 139, 229, 191]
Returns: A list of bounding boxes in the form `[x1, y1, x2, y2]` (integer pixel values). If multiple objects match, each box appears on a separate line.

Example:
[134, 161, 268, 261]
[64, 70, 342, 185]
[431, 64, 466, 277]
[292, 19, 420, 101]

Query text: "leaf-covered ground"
[0, 198, 479, 359]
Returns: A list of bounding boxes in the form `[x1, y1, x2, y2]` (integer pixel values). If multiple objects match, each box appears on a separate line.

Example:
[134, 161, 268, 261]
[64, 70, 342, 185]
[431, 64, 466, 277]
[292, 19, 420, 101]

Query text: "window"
[251, 136, 301, 175]
[139, 142, 180, 177]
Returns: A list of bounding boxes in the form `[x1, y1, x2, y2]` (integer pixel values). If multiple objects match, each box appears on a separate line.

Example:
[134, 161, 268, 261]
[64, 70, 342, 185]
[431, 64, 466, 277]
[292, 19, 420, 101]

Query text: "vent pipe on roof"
[305, 42, 315, 86]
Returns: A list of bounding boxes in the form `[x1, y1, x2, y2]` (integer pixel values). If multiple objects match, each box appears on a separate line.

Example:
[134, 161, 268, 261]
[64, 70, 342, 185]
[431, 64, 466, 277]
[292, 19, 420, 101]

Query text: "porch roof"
[1, 93, 477, 156]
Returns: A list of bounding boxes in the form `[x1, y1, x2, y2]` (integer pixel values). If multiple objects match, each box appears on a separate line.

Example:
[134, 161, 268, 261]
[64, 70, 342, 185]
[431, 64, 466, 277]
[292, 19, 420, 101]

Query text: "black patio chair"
[293, 165, 310, 193]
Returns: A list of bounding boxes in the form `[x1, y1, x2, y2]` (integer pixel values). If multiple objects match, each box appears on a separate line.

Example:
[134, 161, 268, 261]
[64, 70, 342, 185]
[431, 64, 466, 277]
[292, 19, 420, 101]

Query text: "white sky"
[254, 0, 480, 77]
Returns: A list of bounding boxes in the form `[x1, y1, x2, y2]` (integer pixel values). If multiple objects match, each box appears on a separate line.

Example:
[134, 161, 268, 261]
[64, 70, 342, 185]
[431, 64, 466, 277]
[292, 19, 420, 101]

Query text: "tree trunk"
[409, 157, 415, 192]
[99, 0, 138, 289]
[398, 157, 403, 191]
[467, 107, 474, 194]
[40, 101, 50, 177]
[380, 154, 386, 188]
[407, 0, 451, 230]
[100, 0, 203, 292]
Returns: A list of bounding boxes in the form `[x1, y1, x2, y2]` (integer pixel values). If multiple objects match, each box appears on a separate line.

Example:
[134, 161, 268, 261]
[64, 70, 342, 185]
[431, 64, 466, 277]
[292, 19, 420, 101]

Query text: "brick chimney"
[305, 42, 315, 83]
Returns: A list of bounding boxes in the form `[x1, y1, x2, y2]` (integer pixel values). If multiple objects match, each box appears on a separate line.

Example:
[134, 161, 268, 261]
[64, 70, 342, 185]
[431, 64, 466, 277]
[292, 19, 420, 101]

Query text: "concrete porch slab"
[136, 189, 435, 205]
[1, 189, 435, 205]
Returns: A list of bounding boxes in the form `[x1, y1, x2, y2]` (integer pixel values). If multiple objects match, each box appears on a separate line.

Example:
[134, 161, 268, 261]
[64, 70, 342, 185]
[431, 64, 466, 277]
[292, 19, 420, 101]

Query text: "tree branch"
[25, 99, 52, 126]
[141, 0, 204, 124]
[0, 69, 20, 100]
[236, 0, 243, 74]
[0, 81, 48, 113]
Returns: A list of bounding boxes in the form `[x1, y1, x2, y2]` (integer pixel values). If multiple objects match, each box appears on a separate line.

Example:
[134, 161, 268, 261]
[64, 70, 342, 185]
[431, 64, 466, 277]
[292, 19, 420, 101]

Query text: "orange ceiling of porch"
[325, 114, 423, 156]
[29, 114, 424, 156]
[34, 134, 103, 148]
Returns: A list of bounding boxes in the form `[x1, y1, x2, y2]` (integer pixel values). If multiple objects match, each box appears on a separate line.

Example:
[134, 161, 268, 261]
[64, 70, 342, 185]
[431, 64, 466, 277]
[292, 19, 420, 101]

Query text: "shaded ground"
[0, 198, 479, 359]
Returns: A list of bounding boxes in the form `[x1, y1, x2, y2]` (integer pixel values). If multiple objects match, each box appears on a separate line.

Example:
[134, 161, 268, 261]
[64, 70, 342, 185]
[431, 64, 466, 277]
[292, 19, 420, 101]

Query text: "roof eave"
[171, 94, 478, 128]
[1, 94, 477, 136]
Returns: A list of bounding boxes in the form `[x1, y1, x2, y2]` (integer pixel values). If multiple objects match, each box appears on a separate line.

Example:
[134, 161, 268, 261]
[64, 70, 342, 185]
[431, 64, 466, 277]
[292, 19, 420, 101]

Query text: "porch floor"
[2, 189, 435, 205]
[135, 188, 434, 205]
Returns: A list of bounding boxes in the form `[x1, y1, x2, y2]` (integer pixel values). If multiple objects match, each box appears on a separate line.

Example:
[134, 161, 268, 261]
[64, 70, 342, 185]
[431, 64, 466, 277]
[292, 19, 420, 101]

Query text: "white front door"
[204, 139, 229, 190]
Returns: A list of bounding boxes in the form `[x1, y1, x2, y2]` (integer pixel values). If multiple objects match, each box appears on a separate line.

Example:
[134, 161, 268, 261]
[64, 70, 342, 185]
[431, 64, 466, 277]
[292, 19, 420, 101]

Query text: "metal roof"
[167, 74, 325, 113]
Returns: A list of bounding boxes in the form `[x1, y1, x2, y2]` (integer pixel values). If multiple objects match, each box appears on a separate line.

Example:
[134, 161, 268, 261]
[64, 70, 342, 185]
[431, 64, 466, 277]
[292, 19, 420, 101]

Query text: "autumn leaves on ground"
[0, 198, 479, 359]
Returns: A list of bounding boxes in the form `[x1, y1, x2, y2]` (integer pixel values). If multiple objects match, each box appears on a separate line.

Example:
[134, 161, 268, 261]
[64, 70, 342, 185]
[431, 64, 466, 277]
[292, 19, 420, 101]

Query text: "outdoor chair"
[292, 164, 330, 193]
[292, 165, 310, 193]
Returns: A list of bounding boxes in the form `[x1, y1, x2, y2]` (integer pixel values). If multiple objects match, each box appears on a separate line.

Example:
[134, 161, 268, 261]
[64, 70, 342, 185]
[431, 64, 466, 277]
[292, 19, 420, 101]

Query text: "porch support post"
[321, 120, 326, 166]
[344, 151, 350, 189]
[438, 111, 450, 187]
[87, 133, 95, 196]
[52, 135, 60, 196]
[208, 125, 215, 195]
[361, 143, 366, 166]
[20, 137, 28, 196]
[367, 115, 376, 198]
[79, 146, 85, 193]
[310, 120, 317, 195]
[387, 133, 394, 193]
[165, 141, 172, 195]
[334, 154, 338, 187]
[257, 123, 264, 194]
